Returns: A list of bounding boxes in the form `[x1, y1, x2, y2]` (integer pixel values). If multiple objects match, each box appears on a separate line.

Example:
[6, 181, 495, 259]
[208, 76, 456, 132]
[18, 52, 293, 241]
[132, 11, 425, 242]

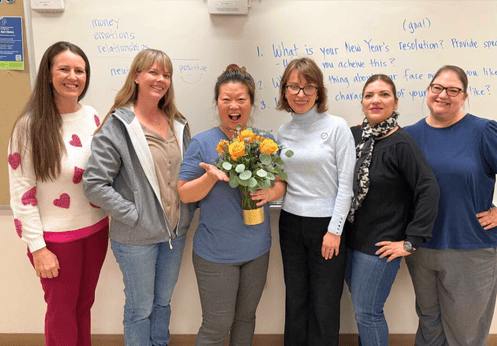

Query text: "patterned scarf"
[348, 112, 399, 223]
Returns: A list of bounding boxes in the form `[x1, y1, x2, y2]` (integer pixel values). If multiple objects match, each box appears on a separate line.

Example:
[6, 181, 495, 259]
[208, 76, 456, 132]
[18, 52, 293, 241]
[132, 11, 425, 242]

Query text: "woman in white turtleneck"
[276, 57, 355, 346]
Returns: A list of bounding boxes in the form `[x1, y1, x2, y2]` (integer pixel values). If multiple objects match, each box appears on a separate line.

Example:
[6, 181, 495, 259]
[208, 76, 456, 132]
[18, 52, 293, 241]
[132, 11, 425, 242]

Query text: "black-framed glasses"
[429, 84, 463, 97]
[286, 84, 318, 96]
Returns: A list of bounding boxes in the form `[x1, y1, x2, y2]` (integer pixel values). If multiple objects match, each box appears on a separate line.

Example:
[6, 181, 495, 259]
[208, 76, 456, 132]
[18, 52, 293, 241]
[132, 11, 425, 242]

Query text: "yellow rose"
[260, 138, 278, 155]
[229, 141, 246, 160]
[216, 140, 229, 154]
[238, 129, 256, 143]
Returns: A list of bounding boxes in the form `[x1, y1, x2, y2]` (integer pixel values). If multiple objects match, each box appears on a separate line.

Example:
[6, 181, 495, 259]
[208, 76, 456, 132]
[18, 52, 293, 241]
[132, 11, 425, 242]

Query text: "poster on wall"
[0, 16, 24, 70]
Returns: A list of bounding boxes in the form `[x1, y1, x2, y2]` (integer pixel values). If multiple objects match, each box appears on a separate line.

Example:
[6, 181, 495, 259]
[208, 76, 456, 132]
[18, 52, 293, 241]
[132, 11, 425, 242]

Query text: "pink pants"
[28, 225, 109, 346]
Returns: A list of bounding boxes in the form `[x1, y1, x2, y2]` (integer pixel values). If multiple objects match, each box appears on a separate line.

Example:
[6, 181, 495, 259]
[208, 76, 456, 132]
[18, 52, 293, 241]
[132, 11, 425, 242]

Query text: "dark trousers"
[279, 210, 346, 346]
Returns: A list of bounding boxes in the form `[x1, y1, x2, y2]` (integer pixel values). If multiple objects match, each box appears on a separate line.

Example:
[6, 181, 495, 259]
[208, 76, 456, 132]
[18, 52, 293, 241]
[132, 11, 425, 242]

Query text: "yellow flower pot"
[242, 207, 265, 226]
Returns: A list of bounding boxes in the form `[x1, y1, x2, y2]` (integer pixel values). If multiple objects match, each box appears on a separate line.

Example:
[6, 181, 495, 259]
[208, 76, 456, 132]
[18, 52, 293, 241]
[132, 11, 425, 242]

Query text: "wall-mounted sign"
[0, 16, 24, 70]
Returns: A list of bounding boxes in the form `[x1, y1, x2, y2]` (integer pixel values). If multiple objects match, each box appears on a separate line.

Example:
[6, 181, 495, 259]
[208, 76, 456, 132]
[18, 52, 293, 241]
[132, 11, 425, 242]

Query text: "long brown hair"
[97, 49, 189, 137]
[11, 41, 91, 181]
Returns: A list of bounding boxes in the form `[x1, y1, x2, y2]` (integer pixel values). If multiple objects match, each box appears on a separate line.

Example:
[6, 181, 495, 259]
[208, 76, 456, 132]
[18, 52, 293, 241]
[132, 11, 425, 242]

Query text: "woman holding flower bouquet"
[178, 64, 286, 346]
[276, 57, 356, 346]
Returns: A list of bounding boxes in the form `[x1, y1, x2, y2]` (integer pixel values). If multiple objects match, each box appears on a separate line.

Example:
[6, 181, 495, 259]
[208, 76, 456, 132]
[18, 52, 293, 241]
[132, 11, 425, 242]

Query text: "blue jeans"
[111, 235, 186, 346]
[346, 250, 401, 346]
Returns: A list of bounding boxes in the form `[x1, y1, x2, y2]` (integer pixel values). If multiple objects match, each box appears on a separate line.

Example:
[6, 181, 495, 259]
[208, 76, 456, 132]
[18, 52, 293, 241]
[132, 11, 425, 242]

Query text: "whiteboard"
[29, 0, 497, 136]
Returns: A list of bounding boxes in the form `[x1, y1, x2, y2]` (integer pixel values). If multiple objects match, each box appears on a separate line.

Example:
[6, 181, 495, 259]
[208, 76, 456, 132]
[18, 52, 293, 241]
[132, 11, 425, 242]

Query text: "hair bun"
[225, 64, 246, 73]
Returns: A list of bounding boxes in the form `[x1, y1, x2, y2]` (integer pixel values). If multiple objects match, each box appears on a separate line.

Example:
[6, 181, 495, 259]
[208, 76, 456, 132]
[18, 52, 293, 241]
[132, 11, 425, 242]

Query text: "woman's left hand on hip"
[476, 207, 497, 230]
[375, 241, 410, 262]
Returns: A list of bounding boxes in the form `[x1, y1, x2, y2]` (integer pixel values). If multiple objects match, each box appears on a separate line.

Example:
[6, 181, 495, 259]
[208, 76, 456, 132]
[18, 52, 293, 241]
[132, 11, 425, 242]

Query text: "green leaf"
[256, 169, 267, 177]
[285, 150, 294, 158]
[265, 165, 276, 173]
[260, 153, 272, 165]
[266, 172, 275, 180]
[235, 164, 245, 173]
[248, 177, 258, 188]
[273, 156, 284, 165]
[222, 162, 232, 170]
[239, 170, 252, 180]
[278, 171, 288, 180]
[259, 178, 271, 190]
[239, 177, 250, 186]
[229, 172, 239, 188]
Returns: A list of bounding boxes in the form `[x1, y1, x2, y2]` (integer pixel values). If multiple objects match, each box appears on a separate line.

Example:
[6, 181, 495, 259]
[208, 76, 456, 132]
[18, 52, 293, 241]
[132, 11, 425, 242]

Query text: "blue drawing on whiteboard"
[177, 60, 207, 84]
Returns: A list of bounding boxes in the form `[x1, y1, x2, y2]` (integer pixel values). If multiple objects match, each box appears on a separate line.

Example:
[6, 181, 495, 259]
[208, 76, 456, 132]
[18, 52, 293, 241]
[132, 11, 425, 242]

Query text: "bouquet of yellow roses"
[215, 125, 293, 225]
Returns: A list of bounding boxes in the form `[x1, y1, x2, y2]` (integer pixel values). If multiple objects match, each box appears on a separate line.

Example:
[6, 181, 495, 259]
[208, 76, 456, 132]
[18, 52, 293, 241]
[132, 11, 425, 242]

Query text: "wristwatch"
[403, 240, 416, 254]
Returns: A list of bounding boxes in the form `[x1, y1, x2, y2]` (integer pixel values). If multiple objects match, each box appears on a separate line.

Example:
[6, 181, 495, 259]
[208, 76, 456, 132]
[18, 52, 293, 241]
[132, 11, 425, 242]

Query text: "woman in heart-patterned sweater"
[7, 41, 108, 346]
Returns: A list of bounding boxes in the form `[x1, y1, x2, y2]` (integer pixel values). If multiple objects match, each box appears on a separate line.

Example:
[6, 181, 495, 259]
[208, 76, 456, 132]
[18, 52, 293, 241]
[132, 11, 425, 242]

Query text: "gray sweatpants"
[406, 247, 497, 346]
[193, 250, 270, 346]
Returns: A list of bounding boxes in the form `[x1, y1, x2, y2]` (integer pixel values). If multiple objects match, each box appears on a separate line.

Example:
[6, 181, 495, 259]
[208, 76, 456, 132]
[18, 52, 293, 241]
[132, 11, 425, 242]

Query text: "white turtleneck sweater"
[277, 107, 355, 235]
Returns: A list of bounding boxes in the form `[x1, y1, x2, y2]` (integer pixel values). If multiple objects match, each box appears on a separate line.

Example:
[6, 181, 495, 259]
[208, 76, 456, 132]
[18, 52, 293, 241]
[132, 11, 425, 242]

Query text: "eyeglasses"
[429, 84, 463, 97]
[286, 84, 318, 96]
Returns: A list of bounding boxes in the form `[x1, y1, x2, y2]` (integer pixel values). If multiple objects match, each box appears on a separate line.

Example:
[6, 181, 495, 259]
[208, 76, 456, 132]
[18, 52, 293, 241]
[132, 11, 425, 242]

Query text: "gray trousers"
[406, 247, 497, 346]
[193, 250, 270, 346]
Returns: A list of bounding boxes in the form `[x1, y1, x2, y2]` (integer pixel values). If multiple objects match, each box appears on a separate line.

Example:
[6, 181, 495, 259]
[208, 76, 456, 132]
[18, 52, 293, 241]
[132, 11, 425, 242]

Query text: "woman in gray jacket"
[83, 49, 194, 346]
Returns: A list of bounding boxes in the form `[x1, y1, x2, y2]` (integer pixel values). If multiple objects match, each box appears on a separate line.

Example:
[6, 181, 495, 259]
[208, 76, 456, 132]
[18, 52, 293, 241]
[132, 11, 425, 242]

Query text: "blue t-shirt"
[179, 127, 271, 263]
[405, 114, 497, 250]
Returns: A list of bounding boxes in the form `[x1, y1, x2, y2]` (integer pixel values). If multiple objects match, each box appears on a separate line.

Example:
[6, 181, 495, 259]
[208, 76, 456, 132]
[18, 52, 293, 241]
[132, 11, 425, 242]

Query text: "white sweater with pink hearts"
[8, 105, 108, 252]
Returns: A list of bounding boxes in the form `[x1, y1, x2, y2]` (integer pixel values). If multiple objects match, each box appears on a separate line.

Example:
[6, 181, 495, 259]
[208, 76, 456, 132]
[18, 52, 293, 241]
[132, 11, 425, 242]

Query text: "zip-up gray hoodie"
[83, 107, 195, 246]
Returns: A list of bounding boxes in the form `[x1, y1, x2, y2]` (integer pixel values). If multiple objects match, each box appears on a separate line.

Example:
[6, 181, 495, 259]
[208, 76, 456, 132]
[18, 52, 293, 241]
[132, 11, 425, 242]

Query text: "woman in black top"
[345, 74, 439, 346]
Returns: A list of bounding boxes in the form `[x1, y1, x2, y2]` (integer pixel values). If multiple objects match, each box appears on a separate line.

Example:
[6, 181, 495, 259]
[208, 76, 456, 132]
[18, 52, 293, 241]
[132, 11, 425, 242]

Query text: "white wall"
[2, 207, 496, 335]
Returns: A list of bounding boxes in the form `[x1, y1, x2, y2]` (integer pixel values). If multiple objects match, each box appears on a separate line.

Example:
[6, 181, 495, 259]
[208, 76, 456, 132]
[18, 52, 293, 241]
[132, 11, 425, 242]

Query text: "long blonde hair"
[97, 49, 189, 136]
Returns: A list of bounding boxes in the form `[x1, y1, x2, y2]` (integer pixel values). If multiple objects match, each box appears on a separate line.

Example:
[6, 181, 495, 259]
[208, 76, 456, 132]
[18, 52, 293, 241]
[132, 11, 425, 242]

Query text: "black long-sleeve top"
[344, 126, 440, 255]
